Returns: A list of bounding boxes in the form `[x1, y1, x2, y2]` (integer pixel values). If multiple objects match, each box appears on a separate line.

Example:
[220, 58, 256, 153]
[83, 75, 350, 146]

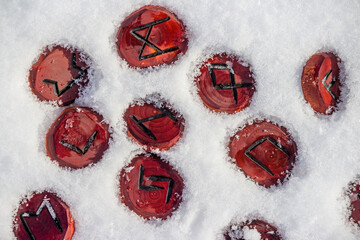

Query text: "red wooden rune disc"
[123, 100, 185, 150]
[301, 52, 341, 115]
[13, 191, 75, 240]
[46, 107, 110, 169]
[228, 120, 297, 188]
[195, 53, 255, 114]
[116, 5, 188, 68]
[29, 45, 91, 106]
[224, 219, 282, 240]
[119, 154, 184, 219]
[347, 180, 360, 227]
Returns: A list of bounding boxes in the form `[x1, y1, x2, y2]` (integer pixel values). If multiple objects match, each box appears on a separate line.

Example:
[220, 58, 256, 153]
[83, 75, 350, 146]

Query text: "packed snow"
[1, 0, 360, 239]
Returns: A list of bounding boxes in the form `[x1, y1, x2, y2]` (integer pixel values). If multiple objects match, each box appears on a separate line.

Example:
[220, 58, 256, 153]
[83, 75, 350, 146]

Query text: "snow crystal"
[242, 227, 261, 240]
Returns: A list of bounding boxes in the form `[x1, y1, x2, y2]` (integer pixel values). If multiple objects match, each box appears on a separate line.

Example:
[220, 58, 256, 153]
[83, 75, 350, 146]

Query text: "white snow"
[1, 0, 360, 239]
[227, 225, 262, 240]
[242, 227, 261, 240]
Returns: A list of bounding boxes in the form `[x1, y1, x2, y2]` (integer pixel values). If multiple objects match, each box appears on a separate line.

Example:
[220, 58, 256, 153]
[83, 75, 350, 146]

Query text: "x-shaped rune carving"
[207, 64, 253, 104]
[138, 165, 174, 203]
[20, 198, 63, 240]
[59, 131, 98, 155]
[322, 69, 338, 101]
[130, 17, 179, 61]
[43, 53, 87, 97]
[130, 107, 177, 140]
[244, 136, 290, 176]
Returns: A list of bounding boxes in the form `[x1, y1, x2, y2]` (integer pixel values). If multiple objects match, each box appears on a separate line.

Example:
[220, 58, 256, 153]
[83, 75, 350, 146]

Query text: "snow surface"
[241, 227, 261, 240]
[1, 0, 360, 239]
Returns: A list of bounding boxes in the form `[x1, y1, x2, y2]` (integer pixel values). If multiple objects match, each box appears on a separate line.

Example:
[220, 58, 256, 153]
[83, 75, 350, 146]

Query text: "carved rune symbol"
[20, 198, 63, 240]
[130, 17, 179, 61]
[322, 69, 338, 100]
[59, 131, 98, 155]
[208, 64, 253, 104]
[43, 53, 87, 97]
[244, 136, 290, 176]
[138, 165, 174, 203]
[130, 107, 177, 140]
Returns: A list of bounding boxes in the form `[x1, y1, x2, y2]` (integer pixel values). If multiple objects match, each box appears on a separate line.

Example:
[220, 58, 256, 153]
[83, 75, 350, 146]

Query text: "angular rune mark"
[130, 107, 177, 140]
[20, 198, 63, 240]
[244, 136, 290, 176]
[138, 165, 174, 203]
[322, 69, 338, 100]
[43, 53, 87, 97]
[130, 17, 179, 61]
[59, 131, 98, 155]
[208, 64, 253, 104]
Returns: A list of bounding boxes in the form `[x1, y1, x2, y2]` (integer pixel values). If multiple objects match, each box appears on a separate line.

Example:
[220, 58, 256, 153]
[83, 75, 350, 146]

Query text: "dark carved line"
[208, 64, 225, 87]
[130, 115, 157, 140]
[160, 107, 178, 122]
[265, 136, 290, 156]
[130, 107, 177, 140]
[148, 175, 174, 203]
[208, 63, 253, 104]
[135, 25, 160, 61]
[136, 107, 177, 123]
[138, 164, 144, 190]
[138, 165, 174, 204]
[42, 79, 59, 96]
[214, 82, 253, 90]
[129, 17, 179, 61]
[20, 212, 37, 240]
[42, 79, 76, 97]
[131, 17, 171, 32]
[322, 69, 338, 101]
[59, 141, 83, 154]
[138, 165, 164, 191]
[137, 113, 165, 123]
[71, 53, 87, 81]
[42, 53, 86, 97]
[71, 53, 82, 72]
[20, 199, 63, 240]
[139, 46, 179, 61]
[245, 148, 275, 176]
[82, 131, 98, 154]
[229, 64, 237, 104]
[244, 136, 290, 176]
[59, 131, 98, 155]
